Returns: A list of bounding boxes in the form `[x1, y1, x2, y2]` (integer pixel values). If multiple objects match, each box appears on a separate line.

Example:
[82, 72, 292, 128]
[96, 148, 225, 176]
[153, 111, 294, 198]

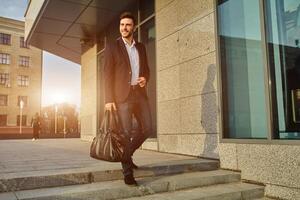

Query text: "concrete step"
[123, 182, 264, 200]
[0, 170, 246, 200]
[0, 159, 219, 192]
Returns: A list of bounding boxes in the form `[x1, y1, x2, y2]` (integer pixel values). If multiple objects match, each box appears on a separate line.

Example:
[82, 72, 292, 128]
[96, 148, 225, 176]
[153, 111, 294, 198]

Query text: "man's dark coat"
[104, 38, 150, 103]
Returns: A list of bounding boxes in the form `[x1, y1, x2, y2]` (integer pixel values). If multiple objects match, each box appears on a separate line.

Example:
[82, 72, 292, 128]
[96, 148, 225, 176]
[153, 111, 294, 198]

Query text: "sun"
[52, 92, 68, 104]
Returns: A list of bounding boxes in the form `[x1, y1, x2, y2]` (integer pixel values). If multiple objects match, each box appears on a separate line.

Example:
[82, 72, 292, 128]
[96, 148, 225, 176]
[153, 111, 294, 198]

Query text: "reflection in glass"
[139, 0, 154, 21]
[218, 0, 268, 138]
[141, 18, 156, 137]
[266, 0, 300, 139]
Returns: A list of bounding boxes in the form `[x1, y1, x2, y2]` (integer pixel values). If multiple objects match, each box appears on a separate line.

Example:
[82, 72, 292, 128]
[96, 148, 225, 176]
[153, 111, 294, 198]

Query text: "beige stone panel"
[265, 184, 300, 200]
[157, 33, 180, 70]
[142, 139, 158, 151]
[156, 0, 178, 40]
[156, 0, 175, 12]
[177, 0, 214, 27]
[81, 134, 95, 142]
[81, 77, 96, 114]
[80, 114, 96, 137]
[157, 65, 180, 102]
[218, 143, 239, 170]
[81, 45, 98, 138]
[180, 93, 219, 134]
[158, 134, 179, 153]
[157, 100, 181, 134]
[237, 144, 300, 189]
[81, 45, 97, 79]
[81, 44, 97, 62]
[178, 13, 215, 63]
[180, 52, 217, 98]
[158, 134, 219, 159]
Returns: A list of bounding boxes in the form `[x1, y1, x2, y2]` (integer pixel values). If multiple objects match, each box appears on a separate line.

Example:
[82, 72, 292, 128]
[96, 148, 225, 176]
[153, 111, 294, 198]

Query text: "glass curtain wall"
[217, 0, 300, 140]
[218, 0, 268, 139]
[265, 0, 300, 139]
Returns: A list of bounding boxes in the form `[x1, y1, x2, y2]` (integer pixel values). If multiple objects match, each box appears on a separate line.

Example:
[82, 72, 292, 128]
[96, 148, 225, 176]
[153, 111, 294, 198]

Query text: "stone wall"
[155, 0, 300, 199]
[156, 0, 219, 159]
[80, 44, 98, 141]
[219, 143, 300, 199]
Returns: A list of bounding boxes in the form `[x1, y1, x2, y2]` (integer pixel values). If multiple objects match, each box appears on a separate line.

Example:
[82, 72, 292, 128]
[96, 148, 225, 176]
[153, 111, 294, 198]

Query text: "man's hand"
[137, 77, 146, 87]
[105, 103, 116, 111]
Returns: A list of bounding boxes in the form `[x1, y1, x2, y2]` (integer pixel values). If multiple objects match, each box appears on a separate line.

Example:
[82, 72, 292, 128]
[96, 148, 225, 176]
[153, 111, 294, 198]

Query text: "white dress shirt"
[122, 38, 140, 86]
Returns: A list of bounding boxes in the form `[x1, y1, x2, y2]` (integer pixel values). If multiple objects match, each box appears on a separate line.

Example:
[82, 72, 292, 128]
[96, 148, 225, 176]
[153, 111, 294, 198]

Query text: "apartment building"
[0, 16, 42, 127]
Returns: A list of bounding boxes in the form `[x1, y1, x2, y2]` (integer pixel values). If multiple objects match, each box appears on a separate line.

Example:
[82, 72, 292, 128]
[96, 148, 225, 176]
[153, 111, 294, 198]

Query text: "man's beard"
[122, 31, 133, 38]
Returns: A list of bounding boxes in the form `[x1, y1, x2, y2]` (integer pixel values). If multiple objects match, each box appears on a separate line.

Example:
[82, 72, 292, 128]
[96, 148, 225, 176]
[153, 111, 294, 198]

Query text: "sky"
[0, 0, 81, 108]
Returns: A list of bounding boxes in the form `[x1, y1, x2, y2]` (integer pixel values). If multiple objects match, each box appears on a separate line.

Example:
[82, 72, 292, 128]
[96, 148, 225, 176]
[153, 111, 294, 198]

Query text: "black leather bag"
[90, 109, 125, 162]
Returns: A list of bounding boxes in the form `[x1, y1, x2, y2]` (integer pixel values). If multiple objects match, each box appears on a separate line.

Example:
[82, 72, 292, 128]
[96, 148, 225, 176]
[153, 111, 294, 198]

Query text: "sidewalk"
[0, 138, 212, 180]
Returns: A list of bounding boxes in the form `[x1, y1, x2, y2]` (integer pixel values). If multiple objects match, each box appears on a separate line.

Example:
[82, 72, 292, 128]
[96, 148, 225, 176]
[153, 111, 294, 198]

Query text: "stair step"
[0, 159, 219, 192]
[0, 170, 241, 200]
[123, 182, 264, 200]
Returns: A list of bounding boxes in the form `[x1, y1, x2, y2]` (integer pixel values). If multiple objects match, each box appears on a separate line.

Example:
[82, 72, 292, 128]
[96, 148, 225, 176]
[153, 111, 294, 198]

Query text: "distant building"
[0, 17, 42, 128]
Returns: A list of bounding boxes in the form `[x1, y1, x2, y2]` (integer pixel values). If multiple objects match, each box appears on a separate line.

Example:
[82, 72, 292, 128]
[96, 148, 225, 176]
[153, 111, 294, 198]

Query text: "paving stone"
[0, 192, 17, 200]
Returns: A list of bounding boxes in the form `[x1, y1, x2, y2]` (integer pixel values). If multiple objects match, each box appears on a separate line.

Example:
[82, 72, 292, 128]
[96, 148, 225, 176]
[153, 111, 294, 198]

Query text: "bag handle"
[99, 108, 120, 135]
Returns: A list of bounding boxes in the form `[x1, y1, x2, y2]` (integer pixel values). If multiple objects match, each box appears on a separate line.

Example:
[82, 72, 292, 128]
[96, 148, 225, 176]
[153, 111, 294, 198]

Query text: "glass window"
[17, 115, 27, 126]
[20, 37, 29, 48]
[0, 95, 8, 106]
[19, 56, 30, 67]
[0, 115, 7, 126]
[139, 0, 154, 21]
[0, 53, 10, 64]
[217, 0, 268, 139]
[17, 75, 29, 87]
[0, 33, 11, 45]
[141, 18, 156, 137]
[0, 73, 9, 86]
[18, 96, 28, 107]
[265, 0, 300, 139]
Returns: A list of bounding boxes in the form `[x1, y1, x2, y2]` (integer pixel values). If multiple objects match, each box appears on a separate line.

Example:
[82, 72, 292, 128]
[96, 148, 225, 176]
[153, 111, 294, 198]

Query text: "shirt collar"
[122, 37, 136, 48]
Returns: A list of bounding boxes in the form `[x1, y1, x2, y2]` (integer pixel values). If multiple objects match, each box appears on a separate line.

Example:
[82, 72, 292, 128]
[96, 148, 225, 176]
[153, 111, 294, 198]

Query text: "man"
[104, 12, 152, 186]
[31, 112, 41, 141]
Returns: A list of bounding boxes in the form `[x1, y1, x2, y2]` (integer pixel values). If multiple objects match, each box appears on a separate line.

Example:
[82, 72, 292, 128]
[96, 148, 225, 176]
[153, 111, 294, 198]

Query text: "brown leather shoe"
[124, 174, 138, 186]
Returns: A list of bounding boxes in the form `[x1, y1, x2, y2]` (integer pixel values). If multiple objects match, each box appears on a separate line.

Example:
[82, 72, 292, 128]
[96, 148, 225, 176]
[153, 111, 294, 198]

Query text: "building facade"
[25, 0, 300, 199]
[0, 17, 42, 128]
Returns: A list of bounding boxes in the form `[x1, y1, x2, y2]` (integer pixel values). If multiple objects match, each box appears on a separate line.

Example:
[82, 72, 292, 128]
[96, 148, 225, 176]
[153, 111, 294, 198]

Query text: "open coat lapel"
[117, 38, 131, 70]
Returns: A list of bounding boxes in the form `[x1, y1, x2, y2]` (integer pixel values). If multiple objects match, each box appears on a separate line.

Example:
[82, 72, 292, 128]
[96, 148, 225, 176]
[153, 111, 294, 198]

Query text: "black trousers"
[116, 88, 152, 176]
[33, 126, 40, 139]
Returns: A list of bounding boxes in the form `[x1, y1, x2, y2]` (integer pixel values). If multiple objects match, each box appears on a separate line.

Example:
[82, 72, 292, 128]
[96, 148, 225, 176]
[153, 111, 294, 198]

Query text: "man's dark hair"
[120, 12, 136, 25]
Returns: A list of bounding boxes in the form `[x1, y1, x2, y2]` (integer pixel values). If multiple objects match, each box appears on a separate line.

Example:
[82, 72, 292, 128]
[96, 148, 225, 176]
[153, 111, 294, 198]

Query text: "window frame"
[18, 96, 28, 107]
[19, 56, 30, 67]
[0, 115, 7, 126]
[0, 33, 11, 45]
[0, 73, 10, 86]
[20, 37, 29, 48]
[17, 75, 29, 87]
[215, 0, 300, 144]
[0, 94, 8, 106]
[17, 115, 27, 126]
[0, 53, 11, 65]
